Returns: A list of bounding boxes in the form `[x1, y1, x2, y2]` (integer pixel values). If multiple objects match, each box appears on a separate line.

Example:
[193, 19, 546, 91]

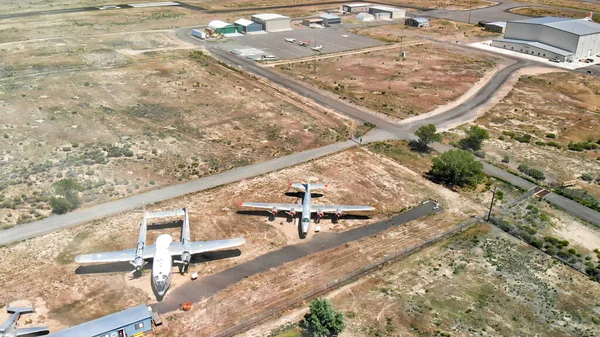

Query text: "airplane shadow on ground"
[147, 220, 183, 231]
[284, 192, 324, 199]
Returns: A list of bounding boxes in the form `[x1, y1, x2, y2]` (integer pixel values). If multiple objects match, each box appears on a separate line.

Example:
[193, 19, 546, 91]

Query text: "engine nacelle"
[335, 209, 343, 218]
[287, 209, 297, 217]
[269, 207, 278, 215]
[316, 210, 324, 219]
[181, 251, 191, 265]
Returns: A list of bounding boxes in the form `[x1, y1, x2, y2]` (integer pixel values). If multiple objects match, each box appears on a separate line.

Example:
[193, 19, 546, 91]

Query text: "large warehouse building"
[491, 17, 600, 62]
[206, 20, 240, 35]
[234, 18, 263, 33]
[251, 13, 291, 32]
[368, 5, 405, 19]
[343, 3, 371, 13]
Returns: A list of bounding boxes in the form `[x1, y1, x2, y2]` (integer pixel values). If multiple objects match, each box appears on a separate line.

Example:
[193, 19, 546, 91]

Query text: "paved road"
[153, 201, 441, 313]
[0, 140, 364, 246]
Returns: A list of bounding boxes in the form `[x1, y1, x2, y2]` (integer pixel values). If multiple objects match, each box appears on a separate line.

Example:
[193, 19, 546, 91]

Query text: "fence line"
[211, 218, 479, 337]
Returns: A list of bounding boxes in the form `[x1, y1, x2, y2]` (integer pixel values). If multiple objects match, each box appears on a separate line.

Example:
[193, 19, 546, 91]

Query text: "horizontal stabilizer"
[145, 209, 185, 219]
[7, 307, 34, 314]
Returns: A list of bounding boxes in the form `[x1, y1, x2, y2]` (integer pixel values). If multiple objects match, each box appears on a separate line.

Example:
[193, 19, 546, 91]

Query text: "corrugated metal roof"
[512, 16, 572, 25]
[495, 38, 574, 56]
[252, 13, 289, 20]
[545, 19, 600, 35]
[208, 20, 231, 29]
[344, 3, 371, 7]
[411, 17, 429, 23]
[49, 305, 152, 337]
[355, 12, 374, 20]
[486, 21, 506, 27]
[319, 13, 340, 19]
[369, 5, 403, 12]
[234, 18, 255, 26]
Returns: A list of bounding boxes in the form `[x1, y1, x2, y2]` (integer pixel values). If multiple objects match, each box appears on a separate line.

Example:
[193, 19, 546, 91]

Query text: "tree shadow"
[408, 140, 430, 153]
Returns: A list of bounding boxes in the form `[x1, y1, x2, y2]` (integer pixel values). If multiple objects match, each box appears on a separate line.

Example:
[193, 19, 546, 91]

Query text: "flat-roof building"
[491, 16, 600, 62]
[251, 13, 292, 32]
[485, 21, 506, 33]
[302, 17, 323, 27]
[355, 12, 375, 21]
[343, 3, 370, 13]
[368, 5, 405, 20]
[319, 13, 342, 25]
[234, 18, 263, 33]
[405, 17, 429, 27]
[49, 305, 153, 337]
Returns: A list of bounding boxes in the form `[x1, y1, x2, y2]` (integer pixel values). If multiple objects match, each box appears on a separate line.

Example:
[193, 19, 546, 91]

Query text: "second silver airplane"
[241, 182, 375, 235]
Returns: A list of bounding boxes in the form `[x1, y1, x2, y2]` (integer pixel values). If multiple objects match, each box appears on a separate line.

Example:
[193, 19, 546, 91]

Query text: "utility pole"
[487, 186, 497, 221]
[400, 26, 405, 59]
[468, 9, 472, 24]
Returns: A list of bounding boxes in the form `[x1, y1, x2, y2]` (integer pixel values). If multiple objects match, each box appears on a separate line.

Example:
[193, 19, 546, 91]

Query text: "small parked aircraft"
[241, 181, 374, 235]
[74, 208, 245, 298]
[297, 40, 311, 47]
[311, 45, 323, 52]
[0, 307, 49, 337]
[284, 37, 296, 43]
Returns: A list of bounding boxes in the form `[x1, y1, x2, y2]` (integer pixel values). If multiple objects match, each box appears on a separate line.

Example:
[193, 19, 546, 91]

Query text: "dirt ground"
[0, 31, 355, 229]
[351, 19, 502, 44]
[511, 6, 600, 23]
[514, 0, 600, 12]
[0, 147, 481, 332]
[193, 0, 493, 10]
[316, 224, 600, 337]
[467, 72, 600, 197]
[274, 42, 496, 120]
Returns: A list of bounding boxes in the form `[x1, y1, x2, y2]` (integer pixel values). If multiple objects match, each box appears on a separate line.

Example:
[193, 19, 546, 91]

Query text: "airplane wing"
[311, 205, 375, 212]
[75, 248, 136, 263]
[15, 327, 50, 336]
[241, 202, 300, 211]
[167, 238, 246, 255]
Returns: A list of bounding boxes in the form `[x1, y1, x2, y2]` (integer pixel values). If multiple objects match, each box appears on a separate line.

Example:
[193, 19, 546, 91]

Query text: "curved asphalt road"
[153, 201, 441, 313]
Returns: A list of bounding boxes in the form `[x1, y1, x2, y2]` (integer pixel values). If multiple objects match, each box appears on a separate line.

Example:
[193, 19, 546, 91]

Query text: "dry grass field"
[326, 224, 600, 337]
[352, 19, 502, 44]
[511, 7, 600, 23]
[198, 0, 493, 10]
[274, 43, 496, 120]
[0, 147, 482, 333]
[0, 31, 351, 228]
[514, 0, 600, 12]
[468, 72, 600, 197]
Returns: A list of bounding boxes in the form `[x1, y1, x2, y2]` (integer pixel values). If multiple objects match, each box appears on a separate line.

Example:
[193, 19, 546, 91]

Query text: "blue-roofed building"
[491, 16, 600, 62]
[49, 305, 153, 337]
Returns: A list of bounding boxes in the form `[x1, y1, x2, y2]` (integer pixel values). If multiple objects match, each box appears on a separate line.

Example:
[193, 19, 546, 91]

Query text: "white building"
[368, 5, 405, 20]
[342, 3, 371, 13]
[492, 17, 600, 62]
[251, 13, 291, 32]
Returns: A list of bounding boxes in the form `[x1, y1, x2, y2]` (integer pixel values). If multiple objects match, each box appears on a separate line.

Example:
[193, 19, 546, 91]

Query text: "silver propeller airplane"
[75, 208, 245, 298]
[241, 182, 375, 235]
[0, 307, 49, 337]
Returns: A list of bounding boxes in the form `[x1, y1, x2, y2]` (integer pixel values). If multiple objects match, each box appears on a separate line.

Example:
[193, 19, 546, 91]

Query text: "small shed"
[405, 17, 429, 27]
[368, 5, 406, 19]
[48, 305, 153, 337]
[485, 21, 506, 33]
[251, 13, 292, 32]
[319, 13, 341, 25]
[234, 18, 263, 33]
[207, 20, 239, 35]
[342, 3, 371, 13]
[355, 12, 375, 21]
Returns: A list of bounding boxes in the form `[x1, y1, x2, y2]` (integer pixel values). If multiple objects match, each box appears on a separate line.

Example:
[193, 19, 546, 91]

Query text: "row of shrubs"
[517, 164, 546, 180]
[501, 131, 600, 152]
[489, 216, 600, 282]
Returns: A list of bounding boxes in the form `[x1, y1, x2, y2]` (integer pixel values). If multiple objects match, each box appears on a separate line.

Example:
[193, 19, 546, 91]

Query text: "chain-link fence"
[211, 217, 480, 337]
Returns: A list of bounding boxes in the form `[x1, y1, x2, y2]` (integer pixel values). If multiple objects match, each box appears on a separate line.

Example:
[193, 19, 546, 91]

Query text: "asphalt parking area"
[216, 26, 385, 59]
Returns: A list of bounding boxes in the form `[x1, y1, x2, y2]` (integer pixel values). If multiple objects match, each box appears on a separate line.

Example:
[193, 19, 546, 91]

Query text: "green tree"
[413, 124, 441, 152]
[459, 125, 489, 151]
[50, 178, 82, 214]
[301, 298, 345, 337]
[430, 149, 484, 187]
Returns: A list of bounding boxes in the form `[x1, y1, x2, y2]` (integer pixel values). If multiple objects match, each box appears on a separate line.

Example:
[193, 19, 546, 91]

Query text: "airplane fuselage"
[152, 234, 173, 297]
[301, 185, 312, 234]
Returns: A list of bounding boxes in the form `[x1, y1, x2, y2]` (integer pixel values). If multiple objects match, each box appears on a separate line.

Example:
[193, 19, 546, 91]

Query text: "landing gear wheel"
[315, 225, 321, 232]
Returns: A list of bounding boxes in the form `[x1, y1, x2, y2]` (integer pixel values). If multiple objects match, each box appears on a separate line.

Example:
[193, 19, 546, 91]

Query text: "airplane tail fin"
[7, 307, 34, 314]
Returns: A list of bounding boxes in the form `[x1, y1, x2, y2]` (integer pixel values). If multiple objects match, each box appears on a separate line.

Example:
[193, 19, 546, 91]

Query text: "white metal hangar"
[251, 13, 291, 32]
[368, 5, 406, 19]
[491, 17, 600, 62]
